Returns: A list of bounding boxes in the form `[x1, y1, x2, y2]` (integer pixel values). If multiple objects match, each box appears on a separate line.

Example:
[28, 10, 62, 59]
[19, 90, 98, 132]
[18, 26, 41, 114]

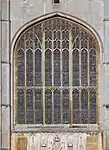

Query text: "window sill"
[12, 124, 99, 133]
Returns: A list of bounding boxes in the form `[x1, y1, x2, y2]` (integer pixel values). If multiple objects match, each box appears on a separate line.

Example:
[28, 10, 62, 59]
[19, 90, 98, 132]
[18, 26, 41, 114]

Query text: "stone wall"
[1, 0, 109, 149]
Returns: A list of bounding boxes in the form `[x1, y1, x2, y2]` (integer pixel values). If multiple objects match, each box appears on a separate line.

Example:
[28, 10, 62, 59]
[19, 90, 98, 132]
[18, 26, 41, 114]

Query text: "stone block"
[1, 106, 10, 149]
[1, 0, 9, 20]
[2, 64, 10, 105]
[1, 21, 9, 62]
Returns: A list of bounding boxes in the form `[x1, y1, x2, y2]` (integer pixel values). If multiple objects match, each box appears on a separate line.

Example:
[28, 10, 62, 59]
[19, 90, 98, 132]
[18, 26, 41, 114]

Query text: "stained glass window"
[17, 89, 25, 124]
[26, 89, 34, 124]
[72, 49, 79, 86]
[45, 89, 52, 124]
[17, 49, 25, 86]
[72, 89, 80, 124]
[62, 89, 69, 124]
[15, 17, 99, 125]
[35, 89, 43, 124]
[81, 89, 88, 124]
[54, 89, 61, 124]
[35, 49, 42, 86]
[62, 49, 69, 86]
[45, 49, 52, 86]
[54, 49, 61, 86]
[81, 49, 88, 86]
[26, 50, 33, 86]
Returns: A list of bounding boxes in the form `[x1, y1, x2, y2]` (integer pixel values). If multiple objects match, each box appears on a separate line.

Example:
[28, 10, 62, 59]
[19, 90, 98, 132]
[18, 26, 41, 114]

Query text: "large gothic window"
[14, 16, 99, 125]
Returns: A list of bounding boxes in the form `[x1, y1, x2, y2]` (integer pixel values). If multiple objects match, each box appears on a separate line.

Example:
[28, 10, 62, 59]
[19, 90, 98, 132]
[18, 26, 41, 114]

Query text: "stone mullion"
[0, 0, 11, 149]
[33, 28, 35, 124]
[24, 35, 27, 124]
[69, 27, 72, 125]
[88, 38, 90, 124]
[79, 40, 82, 124]
[42, 30, 45, 125]
[60, 25, 63, 124]
[52, 29, 54, 124]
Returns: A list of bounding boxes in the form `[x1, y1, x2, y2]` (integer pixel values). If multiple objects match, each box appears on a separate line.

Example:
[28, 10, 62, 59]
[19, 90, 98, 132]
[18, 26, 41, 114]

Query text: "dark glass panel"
[72, 89, 80, 124]
[26, 50, 33, 86]
[34, 37, 41, 49]
[37, 27, 42, 43]
[53, 19, 57, 30]
[66, 30, 69, 40]
[30, 40, 33, 49]
[45, 30, 52, 40]
[35, 50, 42, 86]
[29, 30, 33, 39]
[81, 49, 88, 86]
[75, 38, 79, 48]
[62, 40, 69, 49]
[20, 36, 25, 49]
[61, 20, 66, 30]
[72, 49, 79, 86]
[62, 89, 69, 124]
[54, 40, 56, 49]
[81, 89, 88, 124]
[45, 49, 52, 86]
[57, 31, 61, 39]
[89, 37, 95, 49]
[45, 40, 52, 49]
[54, 49, 61, 86]
[53, 30, 57, 40]
[62, 49, 69, 86]
[26, 89, 34, 124]
[26, 40, 29, 49]
[17, 49, 25, 86]
[62, 30, 66, 39]
[89, 49, 96, 86]
[54, 89, 61, 124]
[45, 90, 52, 124]
[81, 40, 88, 49]
[17, 89, 25, 124]
[35, 89, 43, 124]
[89, 89, 96, 124]
[57, 40, 60, 49]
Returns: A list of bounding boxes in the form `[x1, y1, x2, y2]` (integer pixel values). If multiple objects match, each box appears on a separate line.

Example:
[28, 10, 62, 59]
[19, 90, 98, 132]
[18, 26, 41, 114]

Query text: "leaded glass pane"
[17, 49, 25, 86]
[89, 89, 96, 124]
[45, 90, 52, 124]
[72, 49, 79, 86]
[81, 89, 88, 124]
[54, 49, 61, 86]
[26, 50, 33, 86]
[81, 49, 88, 86]
[26, 89, 34, 124]
[72, 89, 80, 124]
[17, 89, 25, 124]
[19, 36, 25, 49]
[62, 49, 69, 86]
[35, 89, 43, 124]
[54, 89, 61, 124]
[62, 89, 69, 124]
[45, 49, 52, 86]
[35, 50, 42, 86]
[89, 49, 96, 86]
[34, 37, 41, 49]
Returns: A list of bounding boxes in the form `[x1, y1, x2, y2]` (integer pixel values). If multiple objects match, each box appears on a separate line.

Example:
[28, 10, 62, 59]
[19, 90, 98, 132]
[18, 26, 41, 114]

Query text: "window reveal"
[15, 17, 98, 125]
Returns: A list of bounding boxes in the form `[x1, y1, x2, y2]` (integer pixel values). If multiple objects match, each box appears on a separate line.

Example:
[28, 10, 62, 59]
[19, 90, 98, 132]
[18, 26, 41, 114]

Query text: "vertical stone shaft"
[0, 0, 11, 149]
[104, 0, 109, 149]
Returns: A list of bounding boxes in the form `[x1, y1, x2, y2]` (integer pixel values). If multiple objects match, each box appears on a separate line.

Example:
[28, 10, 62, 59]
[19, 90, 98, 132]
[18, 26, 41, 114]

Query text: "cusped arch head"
[11, 12, 102, 62]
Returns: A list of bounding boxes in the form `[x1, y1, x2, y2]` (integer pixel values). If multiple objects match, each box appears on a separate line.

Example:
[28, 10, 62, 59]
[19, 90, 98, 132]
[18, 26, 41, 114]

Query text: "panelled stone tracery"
[15, 16, 99, 125]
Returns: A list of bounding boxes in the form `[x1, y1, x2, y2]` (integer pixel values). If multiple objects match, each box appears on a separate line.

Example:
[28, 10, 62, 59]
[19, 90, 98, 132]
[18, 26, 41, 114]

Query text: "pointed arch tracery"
[14, 16, 99, 125]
